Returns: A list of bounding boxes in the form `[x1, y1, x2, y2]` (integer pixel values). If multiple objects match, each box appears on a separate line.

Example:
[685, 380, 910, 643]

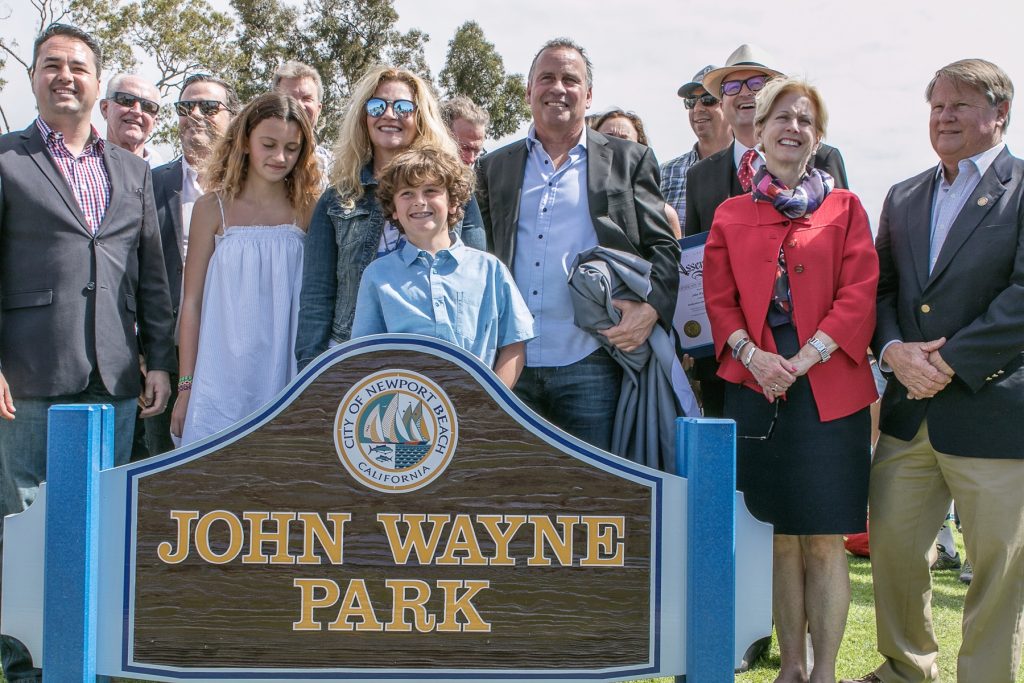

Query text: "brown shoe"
[840, 674, 882, 683]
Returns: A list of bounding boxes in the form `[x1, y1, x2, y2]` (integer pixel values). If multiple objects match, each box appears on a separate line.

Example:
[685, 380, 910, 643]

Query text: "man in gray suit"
[0, 23, 175, 679]
[476, 37, 679, 450]
[848, 58, 1024, 683]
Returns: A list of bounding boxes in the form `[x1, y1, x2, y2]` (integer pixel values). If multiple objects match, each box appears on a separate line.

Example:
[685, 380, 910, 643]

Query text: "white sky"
[3, 0, 1024, 225]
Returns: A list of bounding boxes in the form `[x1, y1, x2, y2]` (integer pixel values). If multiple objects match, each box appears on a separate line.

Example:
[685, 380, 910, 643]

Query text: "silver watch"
[807, 336, 831, 363]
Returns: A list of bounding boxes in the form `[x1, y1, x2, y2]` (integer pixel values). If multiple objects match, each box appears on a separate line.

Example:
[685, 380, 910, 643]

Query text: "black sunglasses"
[365, 97, 416, 119]
[684, 93, 720, 110]
[737, 399, 780, 441]
[721, 75, 769, 97]
[110, 91, 160, 116]
[175, 99, 229, 117]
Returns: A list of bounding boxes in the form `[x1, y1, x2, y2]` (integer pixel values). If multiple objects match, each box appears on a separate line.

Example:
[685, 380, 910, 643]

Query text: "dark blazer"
[683, 141, 849, 236]
[0, 123, 175, 398]
[476, 128, 680, 326]
[872, 147, 1024, 459]
[152, 157, 184, 318]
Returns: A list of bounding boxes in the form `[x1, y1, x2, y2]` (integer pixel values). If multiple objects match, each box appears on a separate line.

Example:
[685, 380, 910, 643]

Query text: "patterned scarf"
[751, 166, 834, 218]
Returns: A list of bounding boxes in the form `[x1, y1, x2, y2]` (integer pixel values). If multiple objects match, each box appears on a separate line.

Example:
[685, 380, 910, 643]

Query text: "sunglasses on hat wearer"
[110, 91, 160, 116]
[684, 93, 720, 110]
[365, 97, 416, 119]
[174, 100, 230, 117]
[721, 75, 769, 97]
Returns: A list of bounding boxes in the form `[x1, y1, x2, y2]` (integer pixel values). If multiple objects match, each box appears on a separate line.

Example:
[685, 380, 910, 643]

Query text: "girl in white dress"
[171, 92, 322, 446]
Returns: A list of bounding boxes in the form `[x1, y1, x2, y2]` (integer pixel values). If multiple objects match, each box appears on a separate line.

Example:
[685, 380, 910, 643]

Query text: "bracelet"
[731, 337, 751, 360]
[807, 337, 831, 364]
[177, 375, 193, 392]
[742, 344, 758, 368]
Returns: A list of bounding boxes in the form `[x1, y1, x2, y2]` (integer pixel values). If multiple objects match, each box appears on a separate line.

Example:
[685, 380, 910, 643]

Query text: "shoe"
[959, 558, 973, 584]
[841, 673, 882, 683]
[931, 543, 961, 570]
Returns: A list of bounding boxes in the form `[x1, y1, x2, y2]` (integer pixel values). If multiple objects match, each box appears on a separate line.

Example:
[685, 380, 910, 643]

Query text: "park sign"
[1, 334, 772, 682]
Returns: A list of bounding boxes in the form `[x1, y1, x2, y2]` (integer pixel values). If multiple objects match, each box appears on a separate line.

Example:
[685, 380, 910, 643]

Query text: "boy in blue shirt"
[351, 146, 534, 388]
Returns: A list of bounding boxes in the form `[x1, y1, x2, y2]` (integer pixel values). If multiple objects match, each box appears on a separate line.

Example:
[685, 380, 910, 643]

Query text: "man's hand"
[928, 349, 956, 380]
[601, 300, 658, 352]
[883, 339, 951, 400]
[138, 370, 171, 418]
[0, 370, 15, 420]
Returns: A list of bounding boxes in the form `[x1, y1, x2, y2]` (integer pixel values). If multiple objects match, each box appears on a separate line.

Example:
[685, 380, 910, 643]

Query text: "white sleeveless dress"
[181, 196, 306, 446]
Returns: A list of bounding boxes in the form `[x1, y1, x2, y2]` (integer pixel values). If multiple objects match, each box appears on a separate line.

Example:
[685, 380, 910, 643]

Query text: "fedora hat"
[677, 64, 717, 98]
[702, 44, 784, 98]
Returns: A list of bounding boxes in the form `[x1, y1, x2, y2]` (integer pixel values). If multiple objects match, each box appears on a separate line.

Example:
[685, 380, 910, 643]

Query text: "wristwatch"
[807, 336, 830, 364]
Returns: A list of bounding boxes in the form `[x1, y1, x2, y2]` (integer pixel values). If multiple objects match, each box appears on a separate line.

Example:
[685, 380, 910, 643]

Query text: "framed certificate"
[673, 233, 714, 358]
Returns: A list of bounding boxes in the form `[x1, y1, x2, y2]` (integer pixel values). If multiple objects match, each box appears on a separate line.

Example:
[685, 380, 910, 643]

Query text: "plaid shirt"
[660, 145, 701, 219]
[36, 117, 111, 234]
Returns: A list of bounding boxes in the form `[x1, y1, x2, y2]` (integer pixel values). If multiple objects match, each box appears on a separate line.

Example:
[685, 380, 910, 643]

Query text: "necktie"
[737, 148, 759, 192]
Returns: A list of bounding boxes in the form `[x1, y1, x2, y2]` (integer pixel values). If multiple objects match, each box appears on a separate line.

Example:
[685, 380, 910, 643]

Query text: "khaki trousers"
[869, 421, 1024, 683]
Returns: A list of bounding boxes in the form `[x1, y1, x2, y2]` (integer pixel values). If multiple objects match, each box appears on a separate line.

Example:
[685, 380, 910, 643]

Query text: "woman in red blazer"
[703, 77, 878, 683]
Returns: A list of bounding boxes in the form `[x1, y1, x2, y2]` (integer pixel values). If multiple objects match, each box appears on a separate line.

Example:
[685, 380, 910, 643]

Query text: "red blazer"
[703, 190, 879, 421]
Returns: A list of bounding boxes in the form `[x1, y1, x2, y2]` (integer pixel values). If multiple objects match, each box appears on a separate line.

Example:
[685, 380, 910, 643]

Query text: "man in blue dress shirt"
[476, 37, 680, 450]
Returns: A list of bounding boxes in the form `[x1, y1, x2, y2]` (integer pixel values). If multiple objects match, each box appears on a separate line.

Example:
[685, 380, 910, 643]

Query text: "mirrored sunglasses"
[721, 75, 769, 97]
[111, 91, 160, 116]
[174, 99, 228, 117]
[365, 97, 417, 119]
[684, 93, 720, 110]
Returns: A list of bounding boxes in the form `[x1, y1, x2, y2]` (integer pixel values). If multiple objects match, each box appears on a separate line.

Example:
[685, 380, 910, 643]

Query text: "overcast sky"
[3, 0, 1024, 224]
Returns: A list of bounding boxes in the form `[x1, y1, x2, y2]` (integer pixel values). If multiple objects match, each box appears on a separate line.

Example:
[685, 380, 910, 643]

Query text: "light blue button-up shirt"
[929, 142, 1005, 272]
[351, 236, 535, 367]
[514, 127, 600, 367]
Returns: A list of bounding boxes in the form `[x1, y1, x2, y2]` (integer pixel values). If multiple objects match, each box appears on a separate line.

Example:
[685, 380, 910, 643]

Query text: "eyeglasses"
[174, 100, 229, 117]
[684, 93, 720, 110]
[365, 97, 416, 119]
[737, 399, 780, 441]
[721, 75, 769, 97]
[110, 91, 160, 116]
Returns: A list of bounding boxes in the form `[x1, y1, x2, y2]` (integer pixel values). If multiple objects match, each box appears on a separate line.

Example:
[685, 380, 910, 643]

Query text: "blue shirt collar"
[934, 141, 1005, 184]
[526, 125, 588, 153]
[360, 162, 378, 187]
[398, 233, 464, 266]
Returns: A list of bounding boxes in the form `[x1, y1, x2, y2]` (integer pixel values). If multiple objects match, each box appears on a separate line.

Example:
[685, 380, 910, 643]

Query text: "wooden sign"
[1, 335, 772, 682]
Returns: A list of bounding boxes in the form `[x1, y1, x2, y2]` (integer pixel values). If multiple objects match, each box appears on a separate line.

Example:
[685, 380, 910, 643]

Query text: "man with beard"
[142, 73, 237, 456]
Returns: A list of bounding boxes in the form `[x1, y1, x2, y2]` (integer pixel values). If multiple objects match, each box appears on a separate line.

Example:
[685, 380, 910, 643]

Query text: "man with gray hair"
[847, 58, 1024, 683]
[99, 72, 163, 166]
[477, 37, 679, 451]
[272, 60, 330, 172]
[441, 95, 489, 166]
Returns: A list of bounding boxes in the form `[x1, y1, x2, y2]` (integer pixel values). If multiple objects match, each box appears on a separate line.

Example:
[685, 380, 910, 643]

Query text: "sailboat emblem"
[334, 369, 458, 493]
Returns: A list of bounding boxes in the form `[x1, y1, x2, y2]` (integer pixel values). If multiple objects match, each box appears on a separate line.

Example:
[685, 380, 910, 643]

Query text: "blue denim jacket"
[295, 164, 485, 369]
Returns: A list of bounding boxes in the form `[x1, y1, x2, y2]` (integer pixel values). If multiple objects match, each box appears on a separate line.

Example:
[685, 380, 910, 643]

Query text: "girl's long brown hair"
[203, 92, 322, 215]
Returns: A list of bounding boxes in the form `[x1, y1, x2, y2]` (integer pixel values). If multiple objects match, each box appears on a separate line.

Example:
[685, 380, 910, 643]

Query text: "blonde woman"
[295, 65, 486, 368]
[171, 92, 321, 445]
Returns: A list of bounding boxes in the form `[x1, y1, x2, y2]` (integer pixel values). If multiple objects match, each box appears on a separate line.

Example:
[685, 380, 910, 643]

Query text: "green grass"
[4, 545, 1021, 682]
[637, 544, 1023, 683]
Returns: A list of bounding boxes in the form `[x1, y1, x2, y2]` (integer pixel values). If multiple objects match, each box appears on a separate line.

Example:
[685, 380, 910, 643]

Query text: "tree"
[229, 0, 300, 107]
[438, 21, 530, 139]
[285, 0, 430, 144]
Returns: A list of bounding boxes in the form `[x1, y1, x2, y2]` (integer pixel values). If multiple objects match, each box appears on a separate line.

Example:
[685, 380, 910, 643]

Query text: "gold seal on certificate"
[672, 234, 714, 357]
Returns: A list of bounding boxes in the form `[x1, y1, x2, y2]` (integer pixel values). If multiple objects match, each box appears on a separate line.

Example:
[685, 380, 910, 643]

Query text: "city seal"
[334, 369, 458, 493]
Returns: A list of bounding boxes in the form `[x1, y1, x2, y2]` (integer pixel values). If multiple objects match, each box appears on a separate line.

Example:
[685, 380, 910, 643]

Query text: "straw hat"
[701, 44, 784, 98]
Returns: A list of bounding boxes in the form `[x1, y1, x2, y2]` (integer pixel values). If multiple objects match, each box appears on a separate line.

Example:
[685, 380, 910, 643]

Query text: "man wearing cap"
[683, 44, 849, 418]
[660, 65, 733, 219]
[846, 58, 1024, 683]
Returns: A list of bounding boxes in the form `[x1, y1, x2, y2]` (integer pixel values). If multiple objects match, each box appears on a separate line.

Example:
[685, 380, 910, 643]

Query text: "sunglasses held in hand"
[111, 91, 160, 116]
[721, 75, 769, 97]
[365, 97, 417, 119]
[174, 100, 230, 117]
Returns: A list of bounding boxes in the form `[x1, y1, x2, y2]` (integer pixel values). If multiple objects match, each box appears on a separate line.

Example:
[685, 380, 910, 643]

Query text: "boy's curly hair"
[376, 146, 475, 228]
